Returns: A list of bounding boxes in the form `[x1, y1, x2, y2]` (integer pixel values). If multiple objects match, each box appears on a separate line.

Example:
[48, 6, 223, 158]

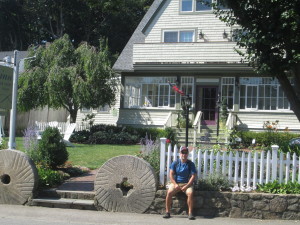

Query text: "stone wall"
[146, 190, 300, 220]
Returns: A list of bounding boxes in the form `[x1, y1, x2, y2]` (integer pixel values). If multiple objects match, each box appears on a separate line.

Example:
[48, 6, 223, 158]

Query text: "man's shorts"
[168, 183, 193, 195]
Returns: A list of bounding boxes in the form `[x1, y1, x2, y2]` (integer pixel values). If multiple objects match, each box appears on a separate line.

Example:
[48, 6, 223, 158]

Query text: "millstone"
[0, 149, 38, 205]
[94, 155, 157, 213]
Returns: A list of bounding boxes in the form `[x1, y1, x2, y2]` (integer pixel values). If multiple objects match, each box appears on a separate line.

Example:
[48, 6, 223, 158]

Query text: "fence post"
[271, 145, 279, 182]
[160, 138, 167, 186]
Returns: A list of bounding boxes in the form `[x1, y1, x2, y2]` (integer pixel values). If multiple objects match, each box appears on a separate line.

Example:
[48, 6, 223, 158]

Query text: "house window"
[125, 77, 177, 108]
[181, 0, 193, 11]
[98, 104, 110, 113]
[181, 77, 194, 106]
[196, 0, 212, 11]
[278, 87, 289, 109]
[81, 107, 91, 113]
[124, 85, 141, 108]
[239, 77, 290, 110]
[221, 77, 235, 109]
[163, 30, 195, 42]
[181, 0, 227, 12]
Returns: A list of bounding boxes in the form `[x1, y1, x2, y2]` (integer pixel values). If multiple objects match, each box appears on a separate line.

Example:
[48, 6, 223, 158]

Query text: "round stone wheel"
[94, 155, 157, 213]
[0, 149, 38, 205]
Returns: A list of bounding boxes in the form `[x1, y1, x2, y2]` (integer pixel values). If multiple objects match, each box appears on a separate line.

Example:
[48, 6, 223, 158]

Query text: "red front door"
[196, 86, 218, 125]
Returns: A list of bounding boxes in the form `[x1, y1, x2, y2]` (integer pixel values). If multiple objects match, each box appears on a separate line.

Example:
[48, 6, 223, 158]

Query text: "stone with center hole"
[116, 177, 133, 196]
[1, 174, 10, 184]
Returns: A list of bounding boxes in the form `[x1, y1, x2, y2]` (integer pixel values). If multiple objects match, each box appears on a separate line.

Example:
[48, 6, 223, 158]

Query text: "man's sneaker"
[188, 214, 195, 220]
[163, 212, 171, 219]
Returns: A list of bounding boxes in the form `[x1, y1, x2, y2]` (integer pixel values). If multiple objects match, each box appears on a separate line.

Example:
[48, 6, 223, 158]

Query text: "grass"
[67, 144, 140, 169]
[5, 137, 141, 169]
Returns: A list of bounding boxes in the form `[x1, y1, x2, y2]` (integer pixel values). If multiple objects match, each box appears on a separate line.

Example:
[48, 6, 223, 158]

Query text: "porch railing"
[163, 112, 173, 128]
[159, 138, 300, 188]
[225, 112, 237, 143]
[193, 111, 203, 146]
[226, 111, 237, 130]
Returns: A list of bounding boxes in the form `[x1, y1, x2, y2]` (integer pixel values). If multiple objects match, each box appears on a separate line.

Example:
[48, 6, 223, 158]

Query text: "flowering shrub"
[263, 120, 279, 132]
[138, 135, 160, 178]
[197, 173, 233, 191]
[23, 126, 40, 162]
[140, 133, 159, 156]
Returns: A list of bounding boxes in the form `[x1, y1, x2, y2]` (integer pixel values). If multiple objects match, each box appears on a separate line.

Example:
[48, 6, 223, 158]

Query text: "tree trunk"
[276, 72, 300, 122]
[69, 110, 77, 123]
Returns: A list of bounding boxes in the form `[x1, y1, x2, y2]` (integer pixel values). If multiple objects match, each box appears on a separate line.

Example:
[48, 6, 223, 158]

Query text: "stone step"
[30, 197, 96, 210]
[38, 189, 95, 200]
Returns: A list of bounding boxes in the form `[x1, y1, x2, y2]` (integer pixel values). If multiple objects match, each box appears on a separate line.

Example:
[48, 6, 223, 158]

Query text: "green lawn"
[7, 137, 141, 169]
[67, 144, 140, 169]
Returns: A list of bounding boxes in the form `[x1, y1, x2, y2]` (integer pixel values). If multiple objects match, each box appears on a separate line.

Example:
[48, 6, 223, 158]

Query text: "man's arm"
[169, 169, 181, 191]
[181, 173, 196, 192]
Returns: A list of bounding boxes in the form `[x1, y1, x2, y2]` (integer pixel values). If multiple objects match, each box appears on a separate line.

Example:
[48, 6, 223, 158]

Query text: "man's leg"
[163, 184, 179, 218]
[165, 189, 173, 213]
[186, 187, 195, 220]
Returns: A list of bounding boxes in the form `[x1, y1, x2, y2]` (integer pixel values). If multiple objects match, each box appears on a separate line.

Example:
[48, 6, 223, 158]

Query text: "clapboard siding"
[76, 89, 121, 126]
[133, 42, 243, 63]
[117, 108, 174, 127]
[145, 0, 232, 43]
[236, 111, 300, 132]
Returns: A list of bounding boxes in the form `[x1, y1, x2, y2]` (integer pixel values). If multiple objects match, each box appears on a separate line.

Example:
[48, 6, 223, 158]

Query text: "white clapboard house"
[77, 0, 300, 143]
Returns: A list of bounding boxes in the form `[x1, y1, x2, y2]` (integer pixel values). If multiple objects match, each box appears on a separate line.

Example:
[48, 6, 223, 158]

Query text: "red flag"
[168, 81, 185, 96]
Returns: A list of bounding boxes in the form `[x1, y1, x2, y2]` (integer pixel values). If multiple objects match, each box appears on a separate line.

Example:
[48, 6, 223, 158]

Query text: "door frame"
[196, 85, 219, 125]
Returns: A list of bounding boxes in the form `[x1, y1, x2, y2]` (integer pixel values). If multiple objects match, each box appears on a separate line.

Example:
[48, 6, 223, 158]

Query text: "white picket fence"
[159, 138, 300, 188]
[35, 121, 92, 134]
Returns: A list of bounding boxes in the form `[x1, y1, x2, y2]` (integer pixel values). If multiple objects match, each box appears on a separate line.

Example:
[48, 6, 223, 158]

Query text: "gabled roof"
[113, 0, 165, 72]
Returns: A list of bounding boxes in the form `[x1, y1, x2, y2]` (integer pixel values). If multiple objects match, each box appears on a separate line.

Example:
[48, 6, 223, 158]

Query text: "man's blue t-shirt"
[170, 160, 197, 183]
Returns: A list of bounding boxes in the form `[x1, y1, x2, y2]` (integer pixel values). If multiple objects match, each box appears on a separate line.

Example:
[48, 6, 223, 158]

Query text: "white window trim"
[239, 82, 291, 111]
[221, 77, 235, 110]
[180, 77, 194, 108]
[97, 105, 110, 114]
[162, 29, 196, 43]
[81, 107, 92, 113]
[180, 0, 228, 13]
[244, 85, 258, 110]
[125, 77, 177, 109]
[180, 0, 194, 12]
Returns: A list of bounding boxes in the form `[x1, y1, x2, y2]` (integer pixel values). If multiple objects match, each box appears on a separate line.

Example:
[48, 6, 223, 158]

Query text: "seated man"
[163, 147, 197, 220]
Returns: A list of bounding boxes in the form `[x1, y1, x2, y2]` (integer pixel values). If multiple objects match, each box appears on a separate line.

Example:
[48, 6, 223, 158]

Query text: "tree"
[213, 0, 300, 121]
[0, 0, 27, 50]
[18, 34, 118, 122]
[0, 0, 154, 56]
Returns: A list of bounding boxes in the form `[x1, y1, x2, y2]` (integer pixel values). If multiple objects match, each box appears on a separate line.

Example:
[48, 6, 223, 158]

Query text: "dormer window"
[180, 0, 228, 12]
[196, 0, 212, 11]
[182, 0, 193, 11]
[163, 30, 195, 42]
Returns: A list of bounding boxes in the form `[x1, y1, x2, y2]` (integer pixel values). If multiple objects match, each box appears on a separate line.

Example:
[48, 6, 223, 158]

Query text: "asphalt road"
[0, 205, 299, 225]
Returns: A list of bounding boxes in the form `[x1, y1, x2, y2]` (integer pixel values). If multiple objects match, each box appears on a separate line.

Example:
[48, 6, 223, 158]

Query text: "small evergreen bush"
[69, 130, 91, 143]
[38, 127, 68, 169]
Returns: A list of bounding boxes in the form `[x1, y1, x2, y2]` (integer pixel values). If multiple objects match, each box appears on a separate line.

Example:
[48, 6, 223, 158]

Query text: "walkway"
[56, 169, 97, 192]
